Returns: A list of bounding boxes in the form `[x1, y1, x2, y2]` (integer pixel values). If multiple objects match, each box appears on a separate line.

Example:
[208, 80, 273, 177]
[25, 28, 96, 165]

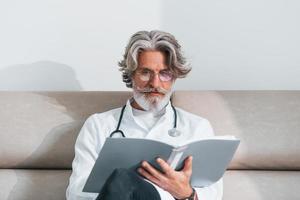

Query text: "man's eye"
[160, 71, 172, 76]
[140, 70, 151, 75]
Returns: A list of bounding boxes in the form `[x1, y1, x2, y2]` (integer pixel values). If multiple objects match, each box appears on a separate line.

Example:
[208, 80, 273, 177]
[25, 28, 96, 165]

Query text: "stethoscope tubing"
[109, 103, 177, 138]
[109, 105, 126, 138]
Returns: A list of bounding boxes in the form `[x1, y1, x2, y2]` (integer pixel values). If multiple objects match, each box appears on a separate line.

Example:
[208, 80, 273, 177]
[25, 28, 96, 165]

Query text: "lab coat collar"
[123, 98, 173, 133]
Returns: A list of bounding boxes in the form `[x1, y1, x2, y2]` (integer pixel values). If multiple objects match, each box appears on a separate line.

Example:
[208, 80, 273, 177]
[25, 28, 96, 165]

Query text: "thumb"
[182, 156, 193, 176]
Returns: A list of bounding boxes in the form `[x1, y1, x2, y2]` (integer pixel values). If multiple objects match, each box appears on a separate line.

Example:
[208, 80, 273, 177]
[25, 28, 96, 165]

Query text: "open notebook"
[83, 136, 240, 193]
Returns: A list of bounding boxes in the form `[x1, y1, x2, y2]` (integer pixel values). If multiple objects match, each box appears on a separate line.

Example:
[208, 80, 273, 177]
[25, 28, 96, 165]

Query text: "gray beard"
[132, 86, 173, 113]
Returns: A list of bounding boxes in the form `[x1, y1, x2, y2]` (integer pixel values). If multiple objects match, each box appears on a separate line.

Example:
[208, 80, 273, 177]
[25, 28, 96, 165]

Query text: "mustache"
[135, 87, 169, 94]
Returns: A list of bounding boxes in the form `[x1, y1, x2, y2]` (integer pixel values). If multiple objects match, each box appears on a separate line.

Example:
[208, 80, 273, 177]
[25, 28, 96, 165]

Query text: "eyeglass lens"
[137, 69, 173, 82]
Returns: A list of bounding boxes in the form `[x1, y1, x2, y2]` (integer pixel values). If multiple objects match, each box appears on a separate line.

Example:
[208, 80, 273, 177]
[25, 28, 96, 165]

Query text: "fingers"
[182, 156, 193, 177]
[156, 157, 174, 176]
[137, 167, 160, 185]
[140, 161, 164, 180]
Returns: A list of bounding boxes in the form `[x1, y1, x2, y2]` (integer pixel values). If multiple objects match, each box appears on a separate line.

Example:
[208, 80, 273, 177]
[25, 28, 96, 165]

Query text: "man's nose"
[149, 73, 161, 88]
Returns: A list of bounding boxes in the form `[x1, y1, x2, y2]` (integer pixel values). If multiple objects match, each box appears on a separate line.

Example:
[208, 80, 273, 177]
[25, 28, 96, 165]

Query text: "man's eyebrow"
[138, 67, 169, 71]
[160, 69, 170, 72]
[138, 67, 152, 71]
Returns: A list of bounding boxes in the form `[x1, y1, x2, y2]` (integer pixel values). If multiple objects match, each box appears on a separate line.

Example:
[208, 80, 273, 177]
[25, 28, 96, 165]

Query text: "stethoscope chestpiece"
[168, 128, 181, 137]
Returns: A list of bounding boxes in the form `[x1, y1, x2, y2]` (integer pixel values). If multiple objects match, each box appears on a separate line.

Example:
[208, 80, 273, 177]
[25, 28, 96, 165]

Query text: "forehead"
[137, 50, 167, 70]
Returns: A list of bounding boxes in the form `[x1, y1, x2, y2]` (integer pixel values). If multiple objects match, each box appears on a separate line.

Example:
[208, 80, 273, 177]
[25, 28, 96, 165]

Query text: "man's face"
[131, 50, 175, 111]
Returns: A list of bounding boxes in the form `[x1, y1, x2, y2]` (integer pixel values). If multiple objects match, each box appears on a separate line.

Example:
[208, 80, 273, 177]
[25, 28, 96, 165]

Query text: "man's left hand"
[138, 156, 194, 199]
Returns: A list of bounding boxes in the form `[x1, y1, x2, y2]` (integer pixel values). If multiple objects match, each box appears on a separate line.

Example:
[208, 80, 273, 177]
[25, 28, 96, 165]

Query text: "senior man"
[66, 30, 223, 200]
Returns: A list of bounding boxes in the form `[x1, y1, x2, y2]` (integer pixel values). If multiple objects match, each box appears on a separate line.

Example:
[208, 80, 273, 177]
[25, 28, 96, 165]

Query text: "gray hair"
[118, 30, 191, 88]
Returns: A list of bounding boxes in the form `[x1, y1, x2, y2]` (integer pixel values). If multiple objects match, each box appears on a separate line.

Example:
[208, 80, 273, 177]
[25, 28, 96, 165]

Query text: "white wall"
[0, 0, 299, 90]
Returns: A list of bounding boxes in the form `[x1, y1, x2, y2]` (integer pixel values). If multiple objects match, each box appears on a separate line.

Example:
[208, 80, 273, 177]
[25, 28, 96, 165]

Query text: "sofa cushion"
[0, 169, 71, 200]
[0, 169, 299, 200]
[223, 170, 300, 200]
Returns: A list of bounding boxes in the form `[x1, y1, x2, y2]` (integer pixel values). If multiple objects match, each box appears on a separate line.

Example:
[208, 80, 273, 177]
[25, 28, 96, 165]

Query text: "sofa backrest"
[172, 91, 300, 171]
[1, 91, 300, 200]
[0, 91, 299, 171]
[0, 91, 131, 169]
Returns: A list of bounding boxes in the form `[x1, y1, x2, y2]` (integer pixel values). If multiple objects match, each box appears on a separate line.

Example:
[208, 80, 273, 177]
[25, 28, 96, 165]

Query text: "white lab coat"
[66, 99, 223, 200]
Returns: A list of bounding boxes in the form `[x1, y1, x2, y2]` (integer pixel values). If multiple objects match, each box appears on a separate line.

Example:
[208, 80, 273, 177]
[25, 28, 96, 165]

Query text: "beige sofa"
[0, 91, 299, 199]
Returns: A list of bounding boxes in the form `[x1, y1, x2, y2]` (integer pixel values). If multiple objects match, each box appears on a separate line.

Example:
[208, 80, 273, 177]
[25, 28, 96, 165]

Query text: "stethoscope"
[109, 103, 181, 138]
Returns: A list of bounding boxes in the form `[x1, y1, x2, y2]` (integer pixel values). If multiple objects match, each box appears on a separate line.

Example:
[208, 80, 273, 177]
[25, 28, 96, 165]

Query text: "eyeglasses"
[135, 68, 174, 82]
